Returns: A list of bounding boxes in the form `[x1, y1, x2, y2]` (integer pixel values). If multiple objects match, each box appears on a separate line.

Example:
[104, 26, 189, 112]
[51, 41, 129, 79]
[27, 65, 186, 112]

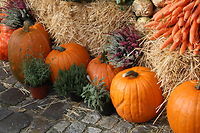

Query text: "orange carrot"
[144, 21, 159, 28]
[184, 10, 190, 21]
[180, 41, 188, 54]
[193, 45, 200, 55]
[150, 28, 169, 40]
[172, 23, 179, 36]
[194, 0, 200, 8]
[163, 27, 173, 37]
[160, 36, 173, 49]
[188, 43, 194, 50]
[182, 27, 189, 41]
[178, 17, 185, 27]
[197, 15, 200, 23]
[183, 1, 195, 12]
[169, 0, 190, 12]
[172, 7, 182, 16]
[153, 5, 171, 21]
[189, 19, 198, 44]
[173, 29, 182, 43]
[185, 16, 191, 29]
[190, 5, 200, 22]
[169, 40, 181, 51]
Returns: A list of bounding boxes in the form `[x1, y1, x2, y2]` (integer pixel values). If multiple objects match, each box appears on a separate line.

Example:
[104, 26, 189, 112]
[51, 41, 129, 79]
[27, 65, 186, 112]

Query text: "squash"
[110, 66, 163, 123]
[87, 53, 122, 90]
[8, 20, 51, 83]
[167, 80, 200, 133]
[45, 43, 90, 82]
[0, 25, 14, 61]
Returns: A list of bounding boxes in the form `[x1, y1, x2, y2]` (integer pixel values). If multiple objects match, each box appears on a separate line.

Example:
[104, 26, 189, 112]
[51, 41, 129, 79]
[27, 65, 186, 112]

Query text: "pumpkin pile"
[0, 0, 200, 132]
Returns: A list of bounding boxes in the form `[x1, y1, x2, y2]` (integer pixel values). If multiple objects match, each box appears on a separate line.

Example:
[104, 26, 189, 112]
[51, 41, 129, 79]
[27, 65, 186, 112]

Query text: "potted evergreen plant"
[81, 79, 115, 116]
[23, 58, 51, 99]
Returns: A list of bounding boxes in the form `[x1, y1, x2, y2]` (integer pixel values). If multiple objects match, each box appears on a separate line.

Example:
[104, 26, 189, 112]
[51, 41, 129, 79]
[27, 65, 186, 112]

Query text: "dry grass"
[140, 35, 200, 105]
[26, 0, 134, 55]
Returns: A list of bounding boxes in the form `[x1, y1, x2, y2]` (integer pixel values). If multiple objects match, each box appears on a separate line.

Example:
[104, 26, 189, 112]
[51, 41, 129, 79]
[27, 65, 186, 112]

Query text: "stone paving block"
[65, 121, 86, 133]
[0, 88, 29, 105]
[97, 116, 119, 129]
[4, 76, 18, 85]
[0, 112, 32, 133]
[42, 102, 71, 120]
[0, 83, 6, 92]
[81, 111, 101, 124]
[86, 127, 102, 133]
[48, 120, 71, 133]
[102, 130, 117, 133]
[26, 116, 55, 133]
[111, 120, 133, 133]
[23, 98, 53, 111]
[131, 125, 155, 133]
[0, 68, 9, 80]
[0, 108, 13, 120]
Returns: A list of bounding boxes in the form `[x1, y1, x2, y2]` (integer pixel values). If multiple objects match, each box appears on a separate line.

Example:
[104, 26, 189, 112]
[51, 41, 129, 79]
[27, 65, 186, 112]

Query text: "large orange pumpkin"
[8, 21, 51, 83]
[110, 67, 163, 123]
[87, 54, 122, 90]
[167, 80, 200, 133]
[0, 25, 15, 61]
[45, 43, 90, 82]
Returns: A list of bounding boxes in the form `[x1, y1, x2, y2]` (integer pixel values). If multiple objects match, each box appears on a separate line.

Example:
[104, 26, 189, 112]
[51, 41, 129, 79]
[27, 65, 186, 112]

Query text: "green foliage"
[115, 0, 133, 5]
[81, 79, 110, 112]
[53, 64, 88, 98]
[0, 0, 35, 29]
[23, 58, 50, 88]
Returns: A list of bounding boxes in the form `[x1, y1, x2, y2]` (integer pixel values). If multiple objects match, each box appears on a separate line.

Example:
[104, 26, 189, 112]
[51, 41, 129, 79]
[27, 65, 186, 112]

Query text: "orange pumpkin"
[8, 21, 51, 83]
[167, 80, 200, 133]
[45, 43, 90, 82]
[0, 25, 15, 61]
[110, 67, 163, 123]
[87, 54, 122, 90]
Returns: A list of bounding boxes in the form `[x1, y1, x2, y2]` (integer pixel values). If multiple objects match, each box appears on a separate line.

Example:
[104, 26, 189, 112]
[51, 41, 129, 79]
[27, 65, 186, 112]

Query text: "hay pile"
[141, 36, 200, 103]
[26, 0, 134, 55]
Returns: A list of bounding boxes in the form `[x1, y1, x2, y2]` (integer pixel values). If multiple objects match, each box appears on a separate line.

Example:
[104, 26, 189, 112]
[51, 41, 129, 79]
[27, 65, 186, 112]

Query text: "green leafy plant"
[0, 0, 35, 29]
[23, 58, 50, 88]
[81, 79, 111, 112]
[53, 64, 88, 100]
[115, 0, 133, 5]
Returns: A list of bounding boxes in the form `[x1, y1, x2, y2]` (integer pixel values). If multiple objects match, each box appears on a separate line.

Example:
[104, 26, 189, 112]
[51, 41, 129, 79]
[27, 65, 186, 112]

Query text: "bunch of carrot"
[145, 0, 200, 55]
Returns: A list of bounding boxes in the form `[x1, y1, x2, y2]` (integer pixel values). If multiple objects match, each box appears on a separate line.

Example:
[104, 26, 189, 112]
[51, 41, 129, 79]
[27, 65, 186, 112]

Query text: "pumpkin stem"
[100, 51, 109, 64]
[23, 20, 31, 32]
[196, 81, 200, 90]
[122, 70, 139, 78]
[53, 46, 66, 52]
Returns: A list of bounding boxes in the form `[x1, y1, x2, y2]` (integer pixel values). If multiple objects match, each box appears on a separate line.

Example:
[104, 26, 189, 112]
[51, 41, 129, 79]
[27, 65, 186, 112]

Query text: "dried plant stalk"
[26, 0, 134, 55]
[140, 36, 200, 102]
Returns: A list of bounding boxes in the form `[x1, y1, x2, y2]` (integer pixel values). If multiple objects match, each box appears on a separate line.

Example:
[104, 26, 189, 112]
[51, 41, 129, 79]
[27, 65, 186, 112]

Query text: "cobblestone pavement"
[0, 61, 172, 133]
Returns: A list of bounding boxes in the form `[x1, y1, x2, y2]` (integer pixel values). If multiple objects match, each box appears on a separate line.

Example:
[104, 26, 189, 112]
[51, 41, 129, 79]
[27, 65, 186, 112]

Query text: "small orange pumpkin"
[45, 43, 90, 82]
[0, 25, 15, 61]
[167, 80, 200, 133]
[87, 53, 122, 90]
[8, 21, 51, 83]
[110, 67, 163, 123]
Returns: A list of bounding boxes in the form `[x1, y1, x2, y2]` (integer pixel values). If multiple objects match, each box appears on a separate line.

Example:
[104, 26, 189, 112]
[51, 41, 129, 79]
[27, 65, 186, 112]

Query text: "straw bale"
[26, 0, 134, 55]
[140, 36, 200, 102]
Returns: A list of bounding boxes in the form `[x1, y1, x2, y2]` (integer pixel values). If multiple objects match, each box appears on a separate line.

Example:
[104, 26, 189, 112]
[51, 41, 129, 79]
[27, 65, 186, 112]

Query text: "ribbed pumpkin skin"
[167, 80, 200, 133]
[8, 23, 51, 83]
[45, 43, 90, 82]
[0, 25, 15, 61]
[87, 56, 122, 90]
[110, 67, 163, 123]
